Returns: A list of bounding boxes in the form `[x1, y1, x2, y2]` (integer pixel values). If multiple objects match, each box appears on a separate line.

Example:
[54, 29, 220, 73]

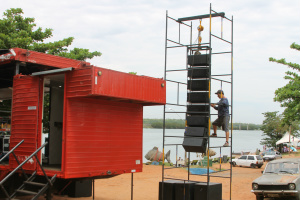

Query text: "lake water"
[143, 129, 264, 163]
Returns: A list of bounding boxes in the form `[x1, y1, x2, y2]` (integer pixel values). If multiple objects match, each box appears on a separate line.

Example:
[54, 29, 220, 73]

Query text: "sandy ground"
[23, 153, 299, 200]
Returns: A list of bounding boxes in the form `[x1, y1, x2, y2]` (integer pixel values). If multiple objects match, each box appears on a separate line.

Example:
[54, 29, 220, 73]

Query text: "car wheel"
[232, 162, 236, 167]
[256, 195, 264, 200]
[251, 164, 255, 168]
[258, 165, 262, 168]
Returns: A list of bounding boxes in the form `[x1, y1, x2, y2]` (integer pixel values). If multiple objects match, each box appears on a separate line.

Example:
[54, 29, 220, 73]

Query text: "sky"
[1, 0, 299, 124]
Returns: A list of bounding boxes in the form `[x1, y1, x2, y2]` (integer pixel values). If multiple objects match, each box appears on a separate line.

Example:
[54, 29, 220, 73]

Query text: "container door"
[10, 75, 41, 171]
[41, 73, 65, 171]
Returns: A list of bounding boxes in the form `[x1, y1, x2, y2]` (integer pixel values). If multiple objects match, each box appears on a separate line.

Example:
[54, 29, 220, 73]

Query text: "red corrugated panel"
[66, 67, 166, 105]
[64, 97, 143, 179]
[11, 48, 90, 69]
[66, 68, 93, 98]
[10, 75, 40, 171]
[92, 67, 166, 105]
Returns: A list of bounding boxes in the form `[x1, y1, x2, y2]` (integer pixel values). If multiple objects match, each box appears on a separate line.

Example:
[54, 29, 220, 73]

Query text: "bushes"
[143, 119, 185, 129]
[143, 118, 261, 130]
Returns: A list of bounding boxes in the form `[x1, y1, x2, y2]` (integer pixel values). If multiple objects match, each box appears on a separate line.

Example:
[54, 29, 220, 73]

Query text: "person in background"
[210, 90, 230, 147]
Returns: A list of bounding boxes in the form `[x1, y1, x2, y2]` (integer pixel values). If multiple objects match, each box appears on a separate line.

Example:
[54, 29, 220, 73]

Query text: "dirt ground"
[32, 153, 299, 200]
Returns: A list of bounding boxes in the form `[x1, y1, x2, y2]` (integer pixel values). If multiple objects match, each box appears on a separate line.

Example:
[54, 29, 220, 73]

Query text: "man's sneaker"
[223, 142, 229, 147]
[211, 133, 217, 137]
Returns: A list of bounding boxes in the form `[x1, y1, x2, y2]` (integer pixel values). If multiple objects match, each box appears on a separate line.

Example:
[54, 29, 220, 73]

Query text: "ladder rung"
[24, 181, 46, 187]
[16, 189, 38, 195]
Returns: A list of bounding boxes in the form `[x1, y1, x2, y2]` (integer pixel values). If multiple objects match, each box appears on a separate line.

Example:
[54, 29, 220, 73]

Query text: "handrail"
[0, 142, 52, 199]
[0, 139, 24, 163]
[0, 140, 28, 179]
[0, 139, 25, 199]
[34, 153, 52, 186]
[0, 142, 48, 185]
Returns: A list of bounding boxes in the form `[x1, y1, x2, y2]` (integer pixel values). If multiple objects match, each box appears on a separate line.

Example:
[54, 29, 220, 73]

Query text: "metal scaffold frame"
[162, 4, 233, 200]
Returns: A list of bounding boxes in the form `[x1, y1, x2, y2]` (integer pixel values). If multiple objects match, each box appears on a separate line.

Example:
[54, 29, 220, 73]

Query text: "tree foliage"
[260, 111, 300, 147]
[0, 8, 101, 61]
[143, 118, 261, 130]
[269, 42, 300, 124]
[143, 119, 185, 129]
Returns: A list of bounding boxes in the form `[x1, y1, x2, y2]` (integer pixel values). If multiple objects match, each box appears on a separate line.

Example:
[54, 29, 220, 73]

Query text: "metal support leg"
[131, 173, 133, 200]
[93, 179, 95, 200]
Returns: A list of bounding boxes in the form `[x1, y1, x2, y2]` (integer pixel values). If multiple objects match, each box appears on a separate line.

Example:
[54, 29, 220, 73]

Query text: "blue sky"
[1, 0, 300, 124]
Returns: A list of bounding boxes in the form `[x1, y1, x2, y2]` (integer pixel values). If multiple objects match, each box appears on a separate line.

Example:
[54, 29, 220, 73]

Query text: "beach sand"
[21, 153, 300, 200]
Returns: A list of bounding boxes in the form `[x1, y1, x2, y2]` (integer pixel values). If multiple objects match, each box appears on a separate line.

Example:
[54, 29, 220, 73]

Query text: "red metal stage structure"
[0, 48, 166, 198]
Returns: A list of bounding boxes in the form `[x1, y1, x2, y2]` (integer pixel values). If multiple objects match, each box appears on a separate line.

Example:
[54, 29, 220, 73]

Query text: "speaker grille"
[182, 138, 207, 153]
[187, 105, 210, 116]
[159, 180, 183, 200]
[185, 127, 207, 137]
[194, 182, 222, 200]
[188, 54, 210, 66]
[188, 68, 209, 79]
[187, 92, 209, 103]
[188, 80, 209, 91]
[186, 116, 209, 127]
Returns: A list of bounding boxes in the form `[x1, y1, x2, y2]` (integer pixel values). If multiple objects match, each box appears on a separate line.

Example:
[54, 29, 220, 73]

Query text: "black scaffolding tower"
[161, 4, 233, 200]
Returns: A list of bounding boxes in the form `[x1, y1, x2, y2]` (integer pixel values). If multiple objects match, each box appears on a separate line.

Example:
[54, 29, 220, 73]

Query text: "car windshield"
[264, 162, 299, 174]
[256, 156, 263, 160]
[265, 151, 276, 155]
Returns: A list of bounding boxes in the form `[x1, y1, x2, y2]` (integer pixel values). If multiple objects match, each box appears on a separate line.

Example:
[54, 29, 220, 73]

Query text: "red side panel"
[10, 75, 40, 170]
[66, 67, 166, 105]
[64, 97, 143, 179]
[92, 67, 166, 105]
[66, 68, 93, 98]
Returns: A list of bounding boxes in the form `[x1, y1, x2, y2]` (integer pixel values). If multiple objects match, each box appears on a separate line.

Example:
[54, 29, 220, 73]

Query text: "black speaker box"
[187, 92, 209, 103]
[159, 180, 182, 200]
[188, 80, 209, 91]
[174, 182, 195, 200]
[185, 127, 207, 137]
[182, 137, 207, 153]
[194, 182, 222, 200]
[188, 68, 209, 79]
[187, 105, 209, 116]
[187, 116, 209, 127]
[188, 54, 210, 66]
[68, 179, 92, 197]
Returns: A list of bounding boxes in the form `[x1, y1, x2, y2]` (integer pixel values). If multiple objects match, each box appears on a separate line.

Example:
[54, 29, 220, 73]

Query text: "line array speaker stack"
[182, 53, 210, 153]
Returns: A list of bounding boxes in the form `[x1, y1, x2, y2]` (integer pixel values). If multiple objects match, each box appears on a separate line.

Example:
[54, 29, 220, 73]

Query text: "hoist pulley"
[197, 20, 204, 45]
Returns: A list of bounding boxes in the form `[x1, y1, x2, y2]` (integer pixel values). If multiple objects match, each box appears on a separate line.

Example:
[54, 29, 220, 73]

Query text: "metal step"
[16, 189, 38, 195]
[24, 181, 46, 187]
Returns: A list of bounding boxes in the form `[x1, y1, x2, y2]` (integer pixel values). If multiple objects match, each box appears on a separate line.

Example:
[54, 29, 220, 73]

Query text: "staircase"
[11, 171, 57, 200]
[0, 141, 56, 200]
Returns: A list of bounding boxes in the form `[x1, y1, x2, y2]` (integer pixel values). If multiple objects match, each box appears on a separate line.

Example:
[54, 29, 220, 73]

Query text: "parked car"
[263, 151, 282, 162]
[252, 158, 300, 200]
[231, 155, 263, 168]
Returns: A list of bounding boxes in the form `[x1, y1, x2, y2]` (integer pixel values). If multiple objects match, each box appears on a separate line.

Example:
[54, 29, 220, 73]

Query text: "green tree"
[269, 42, 300, 124]
[260, 111, 300, 147]
[0, 8, 101, 61]
[260, 112, 287, 147]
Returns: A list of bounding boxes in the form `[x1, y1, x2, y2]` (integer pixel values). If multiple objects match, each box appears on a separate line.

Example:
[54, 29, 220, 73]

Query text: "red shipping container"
[0, 48, 166, 180]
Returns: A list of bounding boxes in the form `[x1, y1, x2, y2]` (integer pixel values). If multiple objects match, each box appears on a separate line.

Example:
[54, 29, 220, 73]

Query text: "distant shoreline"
[143, 118, 261, 130]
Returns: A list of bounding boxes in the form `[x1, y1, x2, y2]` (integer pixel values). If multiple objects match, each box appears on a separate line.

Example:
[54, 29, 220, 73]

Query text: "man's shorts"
[212, 116, 230, 132]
